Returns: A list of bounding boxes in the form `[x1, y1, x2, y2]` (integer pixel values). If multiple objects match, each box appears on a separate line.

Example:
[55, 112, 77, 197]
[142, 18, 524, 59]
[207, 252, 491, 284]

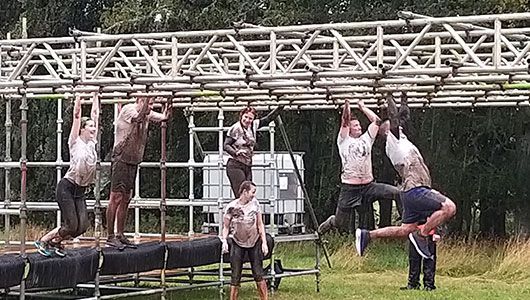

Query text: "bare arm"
[69, 95, 82, 146]
[221, 213, 231, 253]
[339, 100, 351, 139]
[257, 211, 268, 255]
[358, 100, 381, 138]
[223, 136, 238, 157]
[258, 105, 285, 128]
[222, 214, 231, 241]
[90, 93, 100, 137]
[149, 102, 172, 123]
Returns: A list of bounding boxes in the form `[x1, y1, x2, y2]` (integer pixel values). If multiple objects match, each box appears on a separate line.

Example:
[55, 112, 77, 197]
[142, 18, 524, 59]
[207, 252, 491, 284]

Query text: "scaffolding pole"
[3, 13, 530, 107]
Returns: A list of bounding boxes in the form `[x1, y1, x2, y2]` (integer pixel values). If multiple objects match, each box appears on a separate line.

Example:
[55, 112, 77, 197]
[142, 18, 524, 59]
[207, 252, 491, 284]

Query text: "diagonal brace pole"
[275, 115, 332, 268]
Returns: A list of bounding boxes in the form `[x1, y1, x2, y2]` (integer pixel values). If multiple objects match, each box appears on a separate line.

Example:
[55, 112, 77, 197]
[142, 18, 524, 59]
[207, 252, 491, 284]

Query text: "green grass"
[4, 226, 530, 299]
[127, 235, 530, 300]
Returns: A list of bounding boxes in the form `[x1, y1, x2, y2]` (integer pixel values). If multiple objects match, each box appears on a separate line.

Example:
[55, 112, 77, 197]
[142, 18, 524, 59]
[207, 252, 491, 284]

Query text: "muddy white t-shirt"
[64, 136, 97, 187]
[386, 128, 431, 191]
[112, 103, 165, 165]
[226, 120, 260, 166]
[337, 131, 375, 183]
[224, 198, 261, 248]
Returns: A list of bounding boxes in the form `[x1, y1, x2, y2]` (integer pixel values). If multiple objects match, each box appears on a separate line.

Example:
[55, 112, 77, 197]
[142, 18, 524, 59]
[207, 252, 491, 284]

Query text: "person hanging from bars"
[105, 96, 171, 249]
[221, 181, 269, 300]
[34, 93, 100, 257]
[384, 92, 440, 291]
[355, 94, 456, 260]
[318, 100, 400, 234]
[224, 105, 284, 197]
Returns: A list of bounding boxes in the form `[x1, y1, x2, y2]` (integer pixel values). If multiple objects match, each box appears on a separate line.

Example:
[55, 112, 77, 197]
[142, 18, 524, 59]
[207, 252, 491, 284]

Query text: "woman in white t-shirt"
[34, 93, 100, 257]
[223, 105, 283, 197]
[221, 181, 269, 300]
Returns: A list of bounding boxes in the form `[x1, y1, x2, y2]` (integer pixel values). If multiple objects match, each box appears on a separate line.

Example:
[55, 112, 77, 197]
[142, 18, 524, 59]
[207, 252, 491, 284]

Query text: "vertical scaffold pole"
[55, 94, 63, 230]
[268, 120, 277, 295]
[4, 95, 12, 244]
[188, 111, 195, 237]
[160, 98, 169, 300]
[19, 87, 28, 300]
[187, 108, 196, 285]
[93, 92, 103, 300]
[217, 108, 225, 300]
[19, 17, 29, 300]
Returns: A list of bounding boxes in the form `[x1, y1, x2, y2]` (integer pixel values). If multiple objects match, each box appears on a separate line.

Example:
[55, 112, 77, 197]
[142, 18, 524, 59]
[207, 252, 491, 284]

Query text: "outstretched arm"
[69, 95, 82, 146]
[258, 105, 285, 128]
[149, 101, 172, 123]
[339, 100, 351, 139]
[358, 100, 381, 138]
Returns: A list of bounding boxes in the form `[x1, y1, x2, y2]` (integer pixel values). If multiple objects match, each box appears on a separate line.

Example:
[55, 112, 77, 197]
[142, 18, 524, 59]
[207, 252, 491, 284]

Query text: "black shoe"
[318, 215, 335, 235]
[106, 235, 125, 250]
[399, 284, 420, 290]
[117, 234, 137, 249]
[424, 286, 436, 291]
[408, 231, 433, 259]
[355, 228, 370, 256]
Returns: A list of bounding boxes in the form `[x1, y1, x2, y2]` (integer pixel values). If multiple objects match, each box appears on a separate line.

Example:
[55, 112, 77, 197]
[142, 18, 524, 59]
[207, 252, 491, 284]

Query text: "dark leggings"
[226, 158, 252, 197]
[56, 178, 89, 239]
[408, 236, 436, 288]
[230, 239, 264, 286]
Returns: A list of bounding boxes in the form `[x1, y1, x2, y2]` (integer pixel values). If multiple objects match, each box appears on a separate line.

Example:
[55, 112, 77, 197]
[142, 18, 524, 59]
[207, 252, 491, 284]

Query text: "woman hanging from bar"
[221, 181, 269, 300]
[34, 93, 100, 257]
[223, 105, 284, 197]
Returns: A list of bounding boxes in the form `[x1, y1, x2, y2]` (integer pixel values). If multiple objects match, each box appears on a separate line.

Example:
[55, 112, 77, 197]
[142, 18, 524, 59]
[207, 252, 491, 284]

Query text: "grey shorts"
[110, 160, 138, 193]
[337, 181, 400, 210]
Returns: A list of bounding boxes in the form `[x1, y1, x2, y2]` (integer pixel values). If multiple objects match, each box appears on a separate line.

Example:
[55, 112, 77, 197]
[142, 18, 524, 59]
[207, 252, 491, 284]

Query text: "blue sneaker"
[34, 241, 52, 257]
[408, 231, 433, 260]
[355, 228, 370, 256]
[49, 241, 67, 257]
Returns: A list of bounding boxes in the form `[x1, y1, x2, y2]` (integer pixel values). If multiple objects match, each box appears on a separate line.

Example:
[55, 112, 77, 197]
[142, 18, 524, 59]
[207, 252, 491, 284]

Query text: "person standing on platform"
[105, 97, 170, 248]
[35, 93, 100, 257]
[224, 105, 284, 197]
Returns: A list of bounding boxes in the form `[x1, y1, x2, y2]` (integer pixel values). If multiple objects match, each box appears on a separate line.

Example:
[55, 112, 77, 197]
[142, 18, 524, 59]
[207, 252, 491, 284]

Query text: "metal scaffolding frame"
[1, 94, 323, 299]
[3, 10, 530, 299]
[2, 12, 530, 108]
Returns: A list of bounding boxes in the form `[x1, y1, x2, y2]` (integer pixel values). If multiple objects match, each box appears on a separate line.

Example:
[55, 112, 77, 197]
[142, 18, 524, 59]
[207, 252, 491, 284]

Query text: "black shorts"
[402, 187, 446, 224]
[338, 181, 399, 210]
[110, 160, 138, 193]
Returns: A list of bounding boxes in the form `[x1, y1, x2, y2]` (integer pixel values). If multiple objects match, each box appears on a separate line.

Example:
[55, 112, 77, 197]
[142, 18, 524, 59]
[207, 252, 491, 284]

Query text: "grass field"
[138, 234, 530, 300]
[3, 228, 530, 299]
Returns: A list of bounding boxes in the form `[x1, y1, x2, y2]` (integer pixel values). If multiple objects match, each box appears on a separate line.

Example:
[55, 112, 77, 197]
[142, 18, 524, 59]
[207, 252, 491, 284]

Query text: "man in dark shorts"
[106, 97, 170, 247]
[318, 100, 400, 234]
[355, 96, 456, 259]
